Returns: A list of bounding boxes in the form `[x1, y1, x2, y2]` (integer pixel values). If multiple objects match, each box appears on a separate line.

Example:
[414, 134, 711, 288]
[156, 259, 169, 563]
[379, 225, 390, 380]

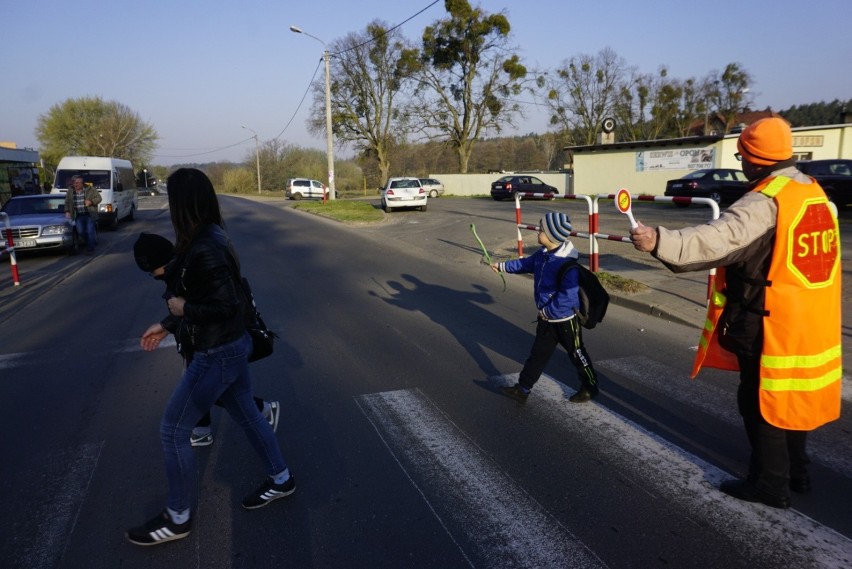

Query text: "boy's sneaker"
[264, 400, 280, 432]
[190, 431, 213, 447]
[500, 383, 530, 403]
[242, 475, 296, 510]
[126, 510, 191, 546]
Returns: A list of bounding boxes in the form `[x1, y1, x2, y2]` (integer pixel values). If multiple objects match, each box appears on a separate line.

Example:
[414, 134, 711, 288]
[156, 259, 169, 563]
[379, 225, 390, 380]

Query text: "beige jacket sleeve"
[653, 191, 778, 273]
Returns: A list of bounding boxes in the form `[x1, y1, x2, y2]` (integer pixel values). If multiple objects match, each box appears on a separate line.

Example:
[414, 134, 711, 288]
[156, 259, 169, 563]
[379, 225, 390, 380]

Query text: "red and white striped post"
[1, 212, 21, 286]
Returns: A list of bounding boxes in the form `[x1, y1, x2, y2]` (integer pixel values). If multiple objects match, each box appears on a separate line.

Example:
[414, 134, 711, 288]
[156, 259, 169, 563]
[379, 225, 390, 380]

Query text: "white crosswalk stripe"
[359, 382, 852, 568]
[598, 355, 852, 479]
[357, 388, 606, 569]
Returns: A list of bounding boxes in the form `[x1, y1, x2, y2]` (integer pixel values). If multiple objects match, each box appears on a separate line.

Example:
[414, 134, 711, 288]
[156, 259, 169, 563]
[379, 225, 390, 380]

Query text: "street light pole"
[290, 25, 336, 200]
[241, 125, 262, 194]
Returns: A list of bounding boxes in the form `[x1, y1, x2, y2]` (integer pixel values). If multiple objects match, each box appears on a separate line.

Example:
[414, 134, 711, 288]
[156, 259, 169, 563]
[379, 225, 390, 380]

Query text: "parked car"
[795, 159, 852, 208]
[381, 177, 427, 212]
[664, 168, 749, 207]
[286, 178, 328, 200]
[490, 175, 557, 201]
[1, 194, 81, 254]
[419, 178, 445, 198]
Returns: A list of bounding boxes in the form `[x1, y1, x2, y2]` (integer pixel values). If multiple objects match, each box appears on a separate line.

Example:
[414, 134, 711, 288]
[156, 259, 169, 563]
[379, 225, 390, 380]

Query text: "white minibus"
[51, 156, 139, 230]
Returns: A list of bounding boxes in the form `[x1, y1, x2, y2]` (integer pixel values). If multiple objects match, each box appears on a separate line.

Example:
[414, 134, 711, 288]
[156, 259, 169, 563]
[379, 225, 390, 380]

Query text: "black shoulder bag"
[239, 277, 276, 362]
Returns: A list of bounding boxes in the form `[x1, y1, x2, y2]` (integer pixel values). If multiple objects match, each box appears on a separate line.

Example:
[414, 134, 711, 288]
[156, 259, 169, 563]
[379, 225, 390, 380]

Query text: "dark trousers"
[736, 355, 809, 498]
[518, 317, 597, 391]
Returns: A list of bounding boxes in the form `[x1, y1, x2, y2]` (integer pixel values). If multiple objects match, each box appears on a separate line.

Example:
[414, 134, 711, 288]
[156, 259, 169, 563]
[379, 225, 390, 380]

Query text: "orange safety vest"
[692, 176, 842, 430]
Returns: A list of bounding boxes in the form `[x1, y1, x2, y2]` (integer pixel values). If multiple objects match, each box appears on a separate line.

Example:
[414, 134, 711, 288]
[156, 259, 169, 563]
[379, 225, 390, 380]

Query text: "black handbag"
[239, 277, 276, 362]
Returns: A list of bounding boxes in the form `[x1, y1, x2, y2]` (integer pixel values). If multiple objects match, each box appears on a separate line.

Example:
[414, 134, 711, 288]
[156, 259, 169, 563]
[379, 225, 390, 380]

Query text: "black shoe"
[719, 479, 790, 509]
[568, 386, 598, 403]
[126, 510, 191, 546]
[242, 475, 296, 509]
[790, 476, 811, 494]
[500, 384, 529, 403]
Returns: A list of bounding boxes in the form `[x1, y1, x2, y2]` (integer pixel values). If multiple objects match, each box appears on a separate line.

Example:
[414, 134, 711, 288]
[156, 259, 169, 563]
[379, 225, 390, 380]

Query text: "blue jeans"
[160, 332, 287, 512]
[75, 214, 97, 251]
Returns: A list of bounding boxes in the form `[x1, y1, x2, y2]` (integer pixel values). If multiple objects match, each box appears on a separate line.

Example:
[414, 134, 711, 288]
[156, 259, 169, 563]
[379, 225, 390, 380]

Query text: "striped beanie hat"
[540, 212, 573, 243]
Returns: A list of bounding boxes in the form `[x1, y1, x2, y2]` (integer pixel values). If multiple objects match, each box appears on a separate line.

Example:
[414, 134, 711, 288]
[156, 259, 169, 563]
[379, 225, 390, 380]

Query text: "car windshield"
[54, 170, 110, 190]
[2, 197, 66, 215]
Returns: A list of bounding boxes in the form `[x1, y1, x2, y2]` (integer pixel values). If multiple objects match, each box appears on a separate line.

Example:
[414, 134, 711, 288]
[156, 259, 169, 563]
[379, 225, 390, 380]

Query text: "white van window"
[116, 167, 136, 191]
[54, 170, 110, 190]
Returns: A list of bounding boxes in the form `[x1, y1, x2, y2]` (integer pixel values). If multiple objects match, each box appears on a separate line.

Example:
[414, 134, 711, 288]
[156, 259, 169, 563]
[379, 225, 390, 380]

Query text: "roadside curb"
[607, 292, 701, 329]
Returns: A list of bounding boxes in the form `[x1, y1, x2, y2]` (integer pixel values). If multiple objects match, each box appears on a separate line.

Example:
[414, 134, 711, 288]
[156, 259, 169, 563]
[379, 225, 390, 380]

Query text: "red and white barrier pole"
[1, 213, 21, 286]
[514, 192, 524, 257]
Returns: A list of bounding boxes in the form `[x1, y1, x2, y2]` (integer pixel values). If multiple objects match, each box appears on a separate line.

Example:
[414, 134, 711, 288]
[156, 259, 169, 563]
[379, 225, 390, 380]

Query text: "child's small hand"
[490, 262, 500, 273]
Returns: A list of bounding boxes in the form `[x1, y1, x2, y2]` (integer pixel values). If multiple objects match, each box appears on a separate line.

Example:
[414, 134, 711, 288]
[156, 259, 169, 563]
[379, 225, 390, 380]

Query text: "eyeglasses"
[734, 153, 742, 162]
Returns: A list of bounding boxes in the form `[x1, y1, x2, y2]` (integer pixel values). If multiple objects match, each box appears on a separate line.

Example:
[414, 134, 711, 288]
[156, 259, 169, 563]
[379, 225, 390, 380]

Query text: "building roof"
[567, 135, 722, 154]
[0, 146, 39, 164]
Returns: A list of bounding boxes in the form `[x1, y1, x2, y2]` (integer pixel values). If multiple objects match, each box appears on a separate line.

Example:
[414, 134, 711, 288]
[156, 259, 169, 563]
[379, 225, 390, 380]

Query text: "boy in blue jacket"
[491, 212, 599, 403]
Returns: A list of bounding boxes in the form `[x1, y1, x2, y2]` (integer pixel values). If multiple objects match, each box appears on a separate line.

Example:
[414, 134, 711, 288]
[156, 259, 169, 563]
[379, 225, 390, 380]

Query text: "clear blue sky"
[3, 0, 850, 166]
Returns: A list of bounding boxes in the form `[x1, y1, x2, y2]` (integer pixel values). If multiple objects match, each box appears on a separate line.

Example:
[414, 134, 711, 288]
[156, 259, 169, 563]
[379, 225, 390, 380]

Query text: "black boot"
[568, 385, 598, 403]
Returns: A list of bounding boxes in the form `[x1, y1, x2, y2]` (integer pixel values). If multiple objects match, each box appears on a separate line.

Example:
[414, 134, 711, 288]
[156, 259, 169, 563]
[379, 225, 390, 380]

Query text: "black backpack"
[555, 260, 610, 329]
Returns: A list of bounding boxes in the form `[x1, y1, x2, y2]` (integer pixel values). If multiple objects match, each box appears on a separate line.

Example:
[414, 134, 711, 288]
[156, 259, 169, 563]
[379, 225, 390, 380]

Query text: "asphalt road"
[0, 195, 850, 569]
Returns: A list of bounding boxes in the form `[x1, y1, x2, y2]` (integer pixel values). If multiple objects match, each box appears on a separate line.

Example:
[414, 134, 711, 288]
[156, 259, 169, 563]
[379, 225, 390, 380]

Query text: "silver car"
[1, 195, 81, 254]
[418, 178, 445, 198]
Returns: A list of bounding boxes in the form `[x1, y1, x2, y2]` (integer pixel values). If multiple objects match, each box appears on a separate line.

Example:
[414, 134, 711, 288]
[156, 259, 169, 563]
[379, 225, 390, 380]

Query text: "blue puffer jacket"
[498, 241, 581, 321]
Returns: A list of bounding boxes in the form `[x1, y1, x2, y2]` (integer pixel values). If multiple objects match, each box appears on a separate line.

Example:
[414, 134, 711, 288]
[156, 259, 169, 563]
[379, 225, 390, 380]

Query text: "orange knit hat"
[736, 117, 793, 166]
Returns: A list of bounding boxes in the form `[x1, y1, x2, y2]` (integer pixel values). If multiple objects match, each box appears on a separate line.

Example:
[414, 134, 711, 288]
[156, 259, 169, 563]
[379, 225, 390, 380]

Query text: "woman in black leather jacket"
[127, 168, 295, 547]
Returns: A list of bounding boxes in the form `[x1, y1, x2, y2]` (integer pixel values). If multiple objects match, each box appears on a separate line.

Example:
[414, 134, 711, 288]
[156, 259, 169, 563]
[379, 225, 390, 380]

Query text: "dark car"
[1, 194, 81, 254]
[490, 175, 558, 201]
[664, 168, 749, 207]
[795, 159, 852, 208]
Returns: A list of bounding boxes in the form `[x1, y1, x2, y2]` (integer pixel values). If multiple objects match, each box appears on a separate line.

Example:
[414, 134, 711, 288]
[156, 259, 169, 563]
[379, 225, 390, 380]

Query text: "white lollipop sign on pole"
[615, 188, 638, 229]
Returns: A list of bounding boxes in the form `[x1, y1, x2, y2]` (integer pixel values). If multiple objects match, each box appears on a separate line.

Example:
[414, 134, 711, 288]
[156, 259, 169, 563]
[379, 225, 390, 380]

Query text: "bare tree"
[540, 47, 628, 145]
[709, 63, 755, 133]
[400, 0, 527, 173]
[618, 67, 687, 141]
[309, 20, 413, 186]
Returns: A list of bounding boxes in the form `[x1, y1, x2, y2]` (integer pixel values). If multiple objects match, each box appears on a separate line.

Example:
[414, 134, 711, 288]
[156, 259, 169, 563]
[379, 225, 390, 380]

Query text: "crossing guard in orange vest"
[629, 117, 841, 509]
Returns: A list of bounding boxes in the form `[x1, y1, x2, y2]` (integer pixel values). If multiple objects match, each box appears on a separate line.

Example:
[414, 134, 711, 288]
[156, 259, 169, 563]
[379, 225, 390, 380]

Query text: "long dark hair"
[166, 168, 224, 252]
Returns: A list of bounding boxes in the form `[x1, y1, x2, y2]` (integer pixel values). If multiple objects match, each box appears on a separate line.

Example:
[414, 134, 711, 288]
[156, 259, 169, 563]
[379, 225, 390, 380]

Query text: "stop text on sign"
[796, 228, 838, 257]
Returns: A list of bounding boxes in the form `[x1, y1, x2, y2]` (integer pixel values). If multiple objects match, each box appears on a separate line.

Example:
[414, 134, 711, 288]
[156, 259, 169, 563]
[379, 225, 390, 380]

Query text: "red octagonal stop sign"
[789, 200, 839, 287]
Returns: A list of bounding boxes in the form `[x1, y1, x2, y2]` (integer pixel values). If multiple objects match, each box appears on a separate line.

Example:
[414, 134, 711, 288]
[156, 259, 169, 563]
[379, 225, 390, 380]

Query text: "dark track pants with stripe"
[518, 317, 597, 392]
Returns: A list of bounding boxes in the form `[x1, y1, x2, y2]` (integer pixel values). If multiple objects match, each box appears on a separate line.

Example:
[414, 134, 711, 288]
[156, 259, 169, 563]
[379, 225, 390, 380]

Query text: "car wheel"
[429, 190, 438, 198]
[709, 192, 721, 204]
[291, 193, 303, 200]
[420, 204, 427, 212]
[128, 205, 135, 221]
[384, 203, 392, 213]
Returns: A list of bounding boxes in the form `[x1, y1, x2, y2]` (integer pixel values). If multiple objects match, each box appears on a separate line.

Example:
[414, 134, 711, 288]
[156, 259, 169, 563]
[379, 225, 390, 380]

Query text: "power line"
[152, 1, 443, 161]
